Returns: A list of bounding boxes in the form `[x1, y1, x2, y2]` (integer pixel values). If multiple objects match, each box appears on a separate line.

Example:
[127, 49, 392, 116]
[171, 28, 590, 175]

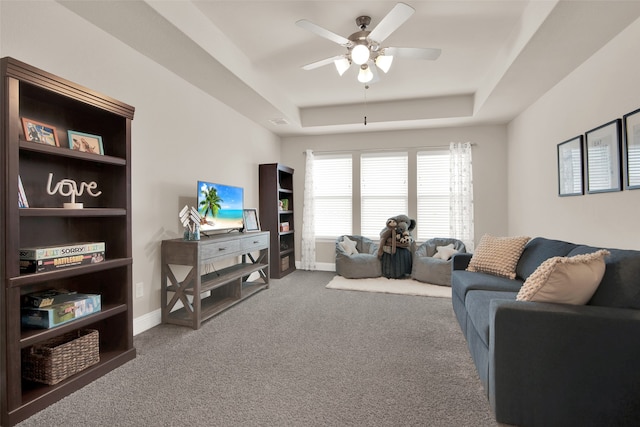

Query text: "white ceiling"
[58, 0, 640, 136]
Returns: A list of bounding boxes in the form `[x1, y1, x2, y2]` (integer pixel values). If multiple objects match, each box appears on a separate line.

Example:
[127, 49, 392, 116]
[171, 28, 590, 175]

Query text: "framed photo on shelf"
[585, 119, 622, 194]
[21, 117, 60, 146]
[557, 135, 584, 196]
[623, 108, 640, 189]
[243, 208, 260, 232]
[67, 130, 104, 155]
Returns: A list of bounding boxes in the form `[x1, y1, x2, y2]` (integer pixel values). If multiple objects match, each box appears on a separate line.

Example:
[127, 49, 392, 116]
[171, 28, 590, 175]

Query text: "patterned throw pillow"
[516, 250, 609, 304]
[466, 234, 531, 279]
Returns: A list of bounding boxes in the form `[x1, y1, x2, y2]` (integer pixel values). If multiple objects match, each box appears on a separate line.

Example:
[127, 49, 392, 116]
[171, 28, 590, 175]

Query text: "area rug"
[326, 275, 452, 298]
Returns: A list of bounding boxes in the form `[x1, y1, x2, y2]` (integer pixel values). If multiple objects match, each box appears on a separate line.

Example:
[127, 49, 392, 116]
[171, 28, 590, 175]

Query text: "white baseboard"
[295, 260, 335, 272]
[133, 309, 162, 336]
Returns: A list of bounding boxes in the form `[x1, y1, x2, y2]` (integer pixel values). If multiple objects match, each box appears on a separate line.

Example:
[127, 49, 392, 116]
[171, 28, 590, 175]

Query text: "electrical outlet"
[135, 282, 144, 298]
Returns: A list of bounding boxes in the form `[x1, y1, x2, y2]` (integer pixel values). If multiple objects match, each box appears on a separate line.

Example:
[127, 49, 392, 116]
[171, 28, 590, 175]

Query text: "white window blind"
[361, 152, 408, 238]
[313, 154, 352, 237]
[417, 151, 450, 240]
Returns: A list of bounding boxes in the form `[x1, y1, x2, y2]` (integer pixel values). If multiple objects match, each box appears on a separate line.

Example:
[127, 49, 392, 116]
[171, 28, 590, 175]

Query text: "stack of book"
[20, 242, 105, 274]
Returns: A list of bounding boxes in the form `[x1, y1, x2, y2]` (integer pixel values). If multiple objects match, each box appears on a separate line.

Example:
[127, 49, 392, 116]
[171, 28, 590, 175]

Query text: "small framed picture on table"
[243, 209, 260, 232]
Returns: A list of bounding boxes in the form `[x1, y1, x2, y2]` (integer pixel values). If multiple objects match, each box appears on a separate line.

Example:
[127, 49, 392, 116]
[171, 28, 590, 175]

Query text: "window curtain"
[300, 149, 316, 270]
[449, 142, 475, 251]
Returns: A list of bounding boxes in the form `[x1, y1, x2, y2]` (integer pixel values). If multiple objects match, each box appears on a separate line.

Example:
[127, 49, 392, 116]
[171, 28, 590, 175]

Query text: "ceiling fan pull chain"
[364, 84, 368, 125]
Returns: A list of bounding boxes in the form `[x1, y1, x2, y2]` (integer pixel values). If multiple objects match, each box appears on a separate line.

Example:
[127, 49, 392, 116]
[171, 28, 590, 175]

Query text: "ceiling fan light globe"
[375, 55, 393, 73]
[334, 58, 351, 76]
[351, 44, 370, 65]
[357, 65, 374, 83]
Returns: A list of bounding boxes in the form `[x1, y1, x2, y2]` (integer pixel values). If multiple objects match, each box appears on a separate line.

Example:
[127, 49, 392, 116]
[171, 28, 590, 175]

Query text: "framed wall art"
[21, 117, 60, 146]
[243, 208, 260, 232]
[68, 130, 104, 155]
[585, 119, 622, 194]
[623, 108, 640, 189]
[557, 135, 584, 196]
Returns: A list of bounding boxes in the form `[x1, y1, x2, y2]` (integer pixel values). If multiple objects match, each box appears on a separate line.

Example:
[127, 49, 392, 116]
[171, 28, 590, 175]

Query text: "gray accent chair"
[335, 235, 382, 279]
[412, 238, 466, 286]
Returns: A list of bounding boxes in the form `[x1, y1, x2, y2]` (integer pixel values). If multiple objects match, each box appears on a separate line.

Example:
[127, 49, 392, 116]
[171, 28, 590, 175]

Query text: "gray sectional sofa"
[452, 237, 640, 427]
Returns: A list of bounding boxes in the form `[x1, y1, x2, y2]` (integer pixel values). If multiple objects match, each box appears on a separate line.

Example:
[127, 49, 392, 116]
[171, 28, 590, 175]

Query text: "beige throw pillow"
[516, 249, 609, 305]
[467, 234, 530, 279]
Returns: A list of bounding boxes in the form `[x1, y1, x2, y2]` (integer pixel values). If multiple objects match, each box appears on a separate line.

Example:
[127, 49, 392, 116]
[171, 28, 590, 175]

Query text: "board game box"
[21, 292, 101, 329]
[20, 242, 105, 274]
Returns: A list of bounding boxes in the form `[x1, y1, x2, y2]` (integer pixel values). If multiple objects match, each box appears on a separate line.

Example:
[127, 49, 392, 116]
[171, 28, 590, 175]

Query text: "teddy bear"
[377, 214, 416, 258]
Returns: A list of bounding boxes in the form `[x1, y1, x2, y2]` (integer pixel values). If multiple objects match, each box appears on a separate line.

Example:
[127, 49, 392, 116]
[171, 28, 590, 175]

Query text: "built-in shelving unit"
[259, 163, 295, 278]
[0, 57, 135, 426]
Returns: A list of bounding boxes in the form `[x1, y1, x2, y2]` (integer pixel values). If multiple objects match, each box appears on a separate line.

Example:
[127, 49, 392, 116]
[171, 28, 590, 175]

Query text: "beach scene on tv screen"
[197, 181, 244, 231]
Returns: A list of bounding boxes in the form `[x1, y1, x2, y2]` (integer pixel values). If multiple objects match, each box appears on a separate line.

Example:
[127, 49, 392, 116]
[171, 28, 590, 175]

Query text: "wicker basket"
[22, 329, 99, 385]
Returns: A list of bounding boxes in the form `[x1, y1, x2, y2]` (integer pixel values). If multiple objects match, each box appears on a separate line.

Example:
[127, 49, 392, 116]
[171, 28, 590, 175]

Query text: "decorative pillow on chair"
[516, 249, 609, 304]
[467, 234, 530, 279]
[339, 236, 359, 256]
[433, 243, 457, 260]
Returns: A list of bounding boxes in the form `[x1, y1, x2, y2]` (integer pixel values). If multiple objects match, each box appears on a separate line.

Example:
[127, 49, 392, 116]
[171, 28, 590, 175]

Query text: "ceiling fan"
[296, 2, 441, 84]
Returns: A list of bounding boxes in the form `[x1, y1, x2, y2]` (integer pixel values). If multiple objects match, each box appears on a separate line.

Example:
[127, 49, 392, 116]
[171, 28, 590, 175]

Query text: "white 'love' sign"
[46, 172, 102, 208]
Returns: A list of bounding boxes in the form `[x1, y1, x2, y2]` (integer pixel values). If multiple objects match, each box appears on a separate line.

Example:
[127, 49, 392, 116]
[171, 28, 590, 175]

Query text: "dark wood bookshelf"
[1, 57, 135, 426]
[259, 163, 296, 278]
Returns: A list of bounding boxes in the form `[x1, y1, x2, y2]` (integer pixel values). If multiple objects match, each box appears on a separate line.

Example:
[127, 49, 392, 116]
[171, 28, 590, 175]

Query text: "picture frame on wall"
[585, 119, 622, 194]
[557, 135, 584, 196]
[21, 117, 60, 146]
[623, 108, 640, 190]
[67, 130, 104, 155]
[243, 208, 260, 232]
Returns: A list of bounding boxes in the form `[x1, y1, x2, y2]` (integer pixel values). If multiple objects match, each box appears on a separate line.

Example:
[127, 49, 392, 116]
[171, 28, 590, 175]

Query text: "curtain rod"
[303, 143, 476, 155]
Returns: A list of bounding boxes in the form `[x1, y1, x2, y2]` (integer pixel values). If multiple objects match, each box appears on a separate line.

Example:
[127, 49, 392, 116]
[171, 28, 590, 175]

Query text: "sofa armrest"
[452, 253, 472, 270]
[489, 300, 640, 426]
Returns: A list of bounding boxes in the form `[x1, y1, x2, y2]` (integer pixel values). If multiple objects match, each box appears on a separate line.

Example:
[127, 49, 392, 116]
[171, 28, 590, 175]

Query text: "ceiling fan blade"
[302, 55, 346, 71]
[368, 2, 415, 44]
[384, 47, 442, 60]
[296, 19, 352, 47]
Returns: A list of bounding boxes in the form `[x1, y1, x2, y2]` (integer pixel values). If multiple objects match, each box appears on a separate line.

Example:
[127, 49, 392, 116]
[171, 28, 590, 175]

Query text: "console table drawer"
[241, 234, 269, 252]
[201, 239, 240, 260]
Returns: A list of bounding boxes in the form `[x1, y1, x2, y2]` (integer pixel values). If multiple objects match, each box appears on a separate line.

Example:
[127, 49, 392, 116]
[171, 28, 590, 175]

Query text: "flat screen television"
[197, 181, 244, 233]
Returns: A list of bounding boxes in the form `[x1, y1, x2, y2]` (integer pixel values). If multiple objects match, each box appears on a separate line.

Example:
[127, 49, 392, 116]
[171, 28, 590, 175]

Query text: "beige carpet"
[326, 275, 452, 298]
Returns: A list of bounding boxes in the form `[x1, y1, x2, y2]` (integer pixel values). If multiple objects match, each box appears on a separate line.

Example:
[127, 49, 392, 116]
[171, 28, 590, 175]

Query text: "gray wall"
[507, 16, 640, 250]
[0, 1, 281, 328]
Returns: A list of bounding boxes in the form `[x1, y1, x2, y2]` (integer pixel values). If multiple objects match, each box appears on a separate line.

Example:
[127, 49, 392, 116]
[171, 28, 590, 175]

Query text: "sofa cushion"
[452, 270, 523, 304]
[515, 237, 578, 280]
[467, 234, 530, 279]
[516, 250, 609, 305]
[466, 290, 518, 347]
[568, 246, 640, 309]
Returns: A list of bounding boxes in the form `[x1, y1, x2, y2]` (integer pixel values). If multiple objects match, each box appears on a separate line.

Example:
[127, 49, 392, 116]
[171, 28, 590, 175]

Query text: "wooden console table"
[161, 231, 270, 329]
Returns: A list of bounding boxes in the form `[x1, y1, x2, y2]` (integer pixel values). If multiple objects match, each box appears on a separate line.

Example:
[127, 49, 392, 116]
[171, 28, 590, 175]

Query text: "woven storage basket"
[22, 329, 99, 385]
